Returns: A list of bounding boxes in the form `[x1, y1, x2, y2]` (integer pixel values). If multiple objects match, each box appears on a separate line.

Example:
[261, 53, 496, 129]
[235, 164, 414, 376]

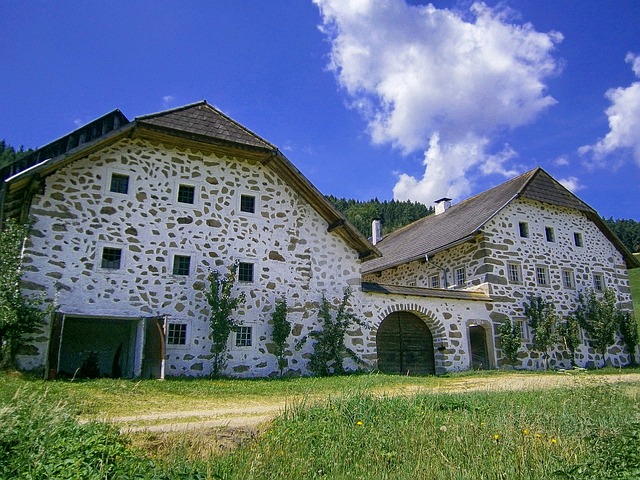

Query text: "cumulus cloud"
[579, 53, 640, 168]
[314, 0, 563, 203]
[557, 176, 583, 193]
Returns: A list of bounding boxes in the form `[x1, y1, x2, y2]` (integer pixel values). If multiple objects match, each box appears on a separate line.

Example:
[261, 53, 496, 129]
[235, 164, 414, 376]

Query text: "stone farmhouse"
[2, 101, 637, 379]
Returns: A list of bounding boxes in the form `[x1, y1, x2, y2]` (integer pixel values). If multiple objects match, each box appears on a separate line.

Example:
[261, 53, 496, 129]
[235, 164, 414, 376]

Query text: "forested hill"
[0, 140, 30, 170]
[604, 218, 640, 253]
[326, 196, 433, 238]
[327, 193, 640, 254]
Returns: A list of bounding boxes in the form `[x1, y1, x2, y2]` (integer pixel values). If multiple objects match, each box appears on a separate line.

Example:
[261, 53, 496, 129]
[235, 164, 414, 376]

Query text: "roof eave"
[362, 232, 479, 274]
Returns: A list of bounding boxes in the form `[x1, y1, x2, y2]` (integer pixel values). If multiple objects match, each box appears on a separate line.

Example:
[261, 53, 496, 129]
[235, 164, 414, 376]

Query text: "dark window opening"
[238, 262, 254, 282]
[172, 255, 191, 276]
[177, 184, 195, 204]
[240, 194, 256, 214]
[110, 173, 129, 194]
[101, 247, 122, 269]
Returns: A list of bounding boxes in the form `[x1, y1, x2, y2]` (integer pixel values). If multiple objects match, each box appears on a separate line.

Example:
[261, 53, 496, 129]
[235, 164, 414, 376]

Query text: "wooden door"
[376, 312, 435, 375]
[469, 325, 489, 370]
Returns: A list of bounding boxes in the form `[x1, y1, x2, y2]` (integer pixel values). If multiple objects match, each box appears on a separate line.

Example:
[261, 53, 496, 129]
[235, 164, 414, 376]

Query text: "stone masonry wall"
[363, 198, 636, 370]
[17, 138, 363, 377]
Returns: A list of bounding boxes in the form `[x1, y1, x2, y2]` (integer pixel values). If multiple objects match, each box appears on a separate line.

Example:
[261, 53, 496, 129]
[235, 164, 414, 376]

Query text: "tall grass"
[1, 375, 639, 479]
[210, 383, 639, 479]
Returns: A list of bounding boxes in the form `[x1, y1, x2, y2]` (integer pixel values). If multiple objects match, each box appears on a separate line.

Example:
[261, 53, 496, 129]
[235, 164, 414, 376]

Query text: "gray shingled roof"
[362, 168, 639, 273]
[136, 101, 275, 151]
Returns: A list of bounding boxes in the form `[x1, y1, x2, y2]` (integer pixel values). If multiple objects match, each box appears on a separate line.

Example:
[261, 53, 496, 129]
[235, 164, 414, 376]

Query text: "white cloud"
[553, 155, 570, 167]
[558, 176, 583, 193]
[315, 0, 562, 203]
[579, 53, 640, 168]
[162, 95, 175, 107]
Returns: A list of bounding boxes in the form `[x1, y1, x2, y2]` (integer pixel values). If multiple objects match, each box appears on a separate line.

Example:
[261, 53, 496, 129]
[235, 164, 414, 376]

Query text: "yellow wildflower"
[523, 429, 530, 435]
[356, 420, 363, 426]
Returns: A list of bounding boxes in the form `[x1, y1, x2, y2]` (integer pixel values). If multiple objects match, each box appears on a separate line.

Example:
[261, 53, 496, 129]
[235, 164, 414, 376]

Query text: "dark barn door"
[376, 312, 435, 375]
[469, 325, 489, 370]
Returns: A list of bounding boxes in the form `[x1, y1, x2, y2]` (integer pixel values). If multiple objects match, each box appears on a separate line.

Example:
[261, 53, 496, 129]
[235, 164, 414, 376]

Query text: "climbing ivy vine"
[206, 264, 245, 377]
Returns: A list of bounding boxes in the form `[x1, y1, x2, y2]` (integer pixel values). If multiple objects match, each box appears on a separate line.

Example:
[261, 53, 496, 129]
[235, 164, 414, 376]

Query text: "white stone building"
[2, 101, 637, 378]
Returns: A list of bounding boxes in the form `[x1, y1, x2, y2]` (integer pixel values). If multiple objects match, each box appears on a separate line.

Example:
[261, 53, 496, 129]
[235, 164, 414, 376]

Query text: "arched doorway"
[376, 312, 435, 375]
[469, 325, 489, 370]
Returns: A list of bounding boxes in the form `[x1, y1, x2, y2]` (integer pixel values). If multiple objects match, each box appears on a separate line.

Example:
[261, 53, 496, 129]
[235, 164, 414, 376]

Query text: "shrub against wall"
[0, 220, 47, 368]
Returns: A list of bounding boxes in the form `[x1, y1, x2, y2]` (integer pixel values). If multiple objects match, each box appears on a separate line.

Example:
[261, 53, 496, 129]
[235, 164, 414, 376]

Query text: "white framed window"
[545, 226, 555, 243]
[454, 267, 466, 286]
[110, 173, 130, 194]
[167, 322, 188, 346]
[536, 266, 550, 286]
[518, 318, 530, 342]
[105, 167, 134, 197]
[168, 250, 196, 277]
[239, 194, 257, 215]
[97, 243, 126, 272]
[518, 221, 529, 238]
[430, 274, 440, 289]
[235, 326, 253, 347]
[574, 232, 583, 247]
[593, 273, 605, 292]
[238, 261, 255, 283]
[562, 269, 575, 289]
[507, 262, 522, 283]
[172, 255, 192, 276]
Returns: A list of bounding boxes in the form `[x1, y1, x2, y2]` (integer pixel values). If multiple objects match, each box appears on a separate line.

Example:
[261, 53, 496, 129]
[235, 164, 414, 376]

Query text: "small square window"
[455, 267, 466, 286]
[236, 326, 252, 347]
[238, 262, 254, 282]
[545, 226, 555, 242]
[507, 263, 522, 283]
[536, 266, 549, 286]
[593, 273, 605, 291]
[101, 247, 122, 269]
[110, 173, 129, 194]
[562, 269, 575, 289]
[167, 323, 187, 346]
[518, 222, 529, 238]
[177, 184, 195, 204]
[430, 274, 440, 289]
[240, 194, 256, 214]
[574, 232, 583, 247]
[172, 255, 191, 276]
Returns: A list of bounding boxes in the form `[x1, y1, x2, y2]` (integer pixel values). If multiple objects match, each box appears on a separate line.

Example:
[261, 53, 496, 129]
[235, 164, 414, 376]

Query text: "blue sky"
[1, 1, 639, 220]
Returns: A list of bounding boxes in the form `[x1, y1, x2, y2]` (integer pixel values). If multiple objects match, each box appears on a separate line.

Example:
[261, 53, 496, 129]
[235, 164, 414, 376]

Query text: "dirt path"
[111, 372, 640, 434]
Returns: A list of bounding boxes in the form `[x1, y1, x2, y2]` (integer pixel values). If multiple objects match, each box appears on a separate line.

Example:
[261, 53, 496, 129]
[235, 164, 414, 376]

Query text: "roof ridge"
[134, 100, 209, 121]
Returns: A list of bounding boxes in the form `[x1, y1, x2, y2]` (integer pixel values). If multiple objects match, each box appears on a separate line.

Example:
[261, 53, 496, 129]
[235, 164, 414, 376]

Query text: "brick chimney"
[434, 197, 452, 215]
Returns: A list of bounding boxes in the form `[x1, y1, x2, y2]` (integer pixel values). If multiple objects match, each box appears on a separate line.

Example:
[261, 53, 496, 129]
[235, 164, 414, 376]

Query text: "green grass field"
[2, 371, 639, 479]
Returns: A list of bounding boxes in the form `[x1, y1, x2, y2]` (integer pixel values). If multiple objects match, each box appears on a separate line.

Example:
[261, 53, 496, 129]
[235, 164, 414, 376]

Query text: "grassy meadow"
[1, 370, 640, 479]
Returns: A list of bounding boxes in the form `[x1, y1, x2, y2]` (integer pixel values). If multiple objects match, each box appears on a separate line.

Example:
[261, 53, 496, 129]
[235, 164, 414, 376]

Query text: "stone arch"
[373, 303, 447, 375]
